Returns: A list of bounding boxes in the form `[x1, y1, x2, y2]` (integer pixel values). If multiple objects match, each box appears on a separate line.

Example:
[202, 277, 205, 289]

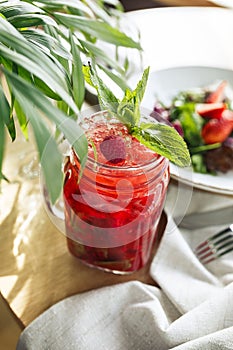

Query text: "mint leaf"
[122, 67, 149, 104]
[133, 122, 191, 167]
[117, 92, 140, 127]
[84, 63, 150, 128]
[116, 102, 135, 127]
[133, 66, 150, 104]
[118, 67, 150, 126]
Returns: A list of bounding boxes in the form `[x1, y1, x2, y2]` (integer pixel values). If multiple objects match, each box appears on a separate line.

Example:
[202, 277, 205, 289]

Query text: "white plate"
[123, 8, 233, 195]
[142, 66, 233, 195]
[142, 66, 233, 110]
[124, 7, 233, 72]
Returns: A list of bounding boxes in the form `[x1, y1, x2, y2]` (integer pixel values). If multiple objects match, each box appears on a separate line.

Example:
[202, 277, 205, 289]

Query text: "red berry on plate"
[222, 109, 233, 126]
[100, 135, 126, 164]
[196, 102, 226, 119]
[201, 117, 233, 144]
[205, 80, 227, 103]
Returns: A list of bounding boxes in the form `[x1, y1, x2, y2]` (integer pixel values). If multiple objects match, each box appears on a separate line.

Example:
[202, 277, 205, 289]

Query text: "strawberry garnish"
[201, 117, 233, 144]
[205, 80, 227, 103]
[196, 102, 226, 119]
[100, 135, 126, 164]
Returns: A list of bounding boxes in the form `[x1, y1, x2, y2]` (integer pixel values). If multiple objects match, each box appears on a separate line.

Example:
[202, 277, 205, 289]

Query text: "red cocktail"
[63, 111, 170, 273]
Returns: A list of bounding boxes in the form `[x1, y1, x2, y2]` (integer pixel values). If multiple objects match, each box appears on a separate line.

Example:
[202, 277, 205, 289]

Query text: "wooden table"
[0, 127, 167, 329]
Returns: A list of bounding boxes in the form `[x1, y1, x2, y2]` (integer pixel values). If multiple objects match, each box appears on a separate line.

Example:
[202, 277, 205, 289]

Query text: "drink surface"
[63, 114, 169, 273]
[85, 118, 158, 166]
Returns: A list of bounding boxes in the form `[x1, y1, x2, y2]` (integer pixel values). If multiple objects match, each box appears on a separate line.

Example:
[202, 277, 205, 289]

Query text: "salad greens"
[169, 97, 210, 173]
[153, 85, 233, 174]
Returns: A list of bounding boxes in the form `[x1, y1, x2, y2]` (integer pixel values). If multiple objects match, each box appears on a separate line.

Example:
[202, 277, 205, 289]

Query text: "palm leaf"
[0, 2, 44, 17]
[0, 0, 141, 195]
[15, 95, 63, 203]
[0, 83, 15, 141]
[0, 25, 67, 85]
[79, 38, 124, 75]
[82, 0, 112, 24]
[0, 85, 11, 121]
[98, 63, 129, 92]
[0, 83, 9, 181]
[101, 0, 124, 10]
[0, 11, 23, 37]
[32, 77, 61, 100]
[22, 29, 71, 59]
[70, 31, 85, 110]
[0, 105, 6, 181]
[4, 69, 88, 201]
[32, 0, 93, 17]
[0, 29, 79, 113]
[53, 13, 141, 49]
[14, 100, 28, 140]
[8, 13, 57, 28]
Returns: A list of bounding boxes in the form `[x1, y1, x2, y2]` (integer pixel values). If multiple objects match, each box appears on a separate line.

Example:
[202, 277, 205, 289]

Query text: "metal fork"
[195, 224, 233, 264]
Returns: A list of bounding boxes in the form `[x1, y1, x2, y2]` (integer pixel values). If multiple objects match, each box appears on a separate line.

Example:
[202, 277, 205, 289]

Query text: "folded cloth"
[17, 187, 233, 350]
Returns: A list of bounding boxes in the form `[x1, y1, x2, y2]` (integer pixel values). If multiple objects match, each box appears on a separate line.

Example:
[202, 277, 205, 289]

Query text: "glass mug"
[44, 110, 170, 274]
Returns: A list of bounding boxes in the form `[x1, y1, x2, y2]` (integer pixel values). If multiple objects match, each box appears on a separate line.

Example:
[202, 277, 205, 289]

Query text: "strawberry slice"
[196, 102, 226, 119]
[100, 135, 126, 164]
[205, 80, 227, 103]
[202, 117, 233, 144]
[222, 109, 233, 126]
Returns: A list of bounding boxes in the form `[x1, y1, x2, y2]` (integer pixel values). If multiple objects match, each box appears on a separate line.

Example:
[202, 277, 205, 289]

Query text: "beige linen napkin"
[17, 186, 233, 350]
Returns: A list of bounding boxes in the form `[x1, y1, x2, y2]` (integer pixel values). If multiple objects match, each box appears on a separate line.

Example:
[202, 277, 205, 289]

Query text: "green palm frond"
[0, 0, 141, 202]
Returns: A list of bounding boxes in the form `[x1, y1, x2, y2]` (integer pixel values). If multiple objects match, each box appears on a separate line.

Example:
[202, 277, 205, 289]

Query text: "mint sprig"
[132, 123, 190, 168]
[84, 63, 191, 167]
[117, 67, 149, 127]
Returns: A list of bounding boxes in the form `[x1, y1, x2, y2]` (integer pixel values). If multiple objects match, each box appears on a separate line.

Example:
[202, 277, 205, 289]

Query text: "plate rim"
[143, 65, 233, 195]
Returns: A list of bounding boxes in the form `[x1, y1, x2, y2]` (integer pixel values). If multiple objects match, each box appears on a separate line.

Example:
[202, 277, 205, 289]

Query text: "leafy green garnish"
[191, 154, 208, 174]
[170, 103, 203, 147]
[172, 90, 206, 105]
[117, 67, 149, 127]
[84, 64, 191, 167]
[190, 143, 221, 154]
[133, 123, 190, 168]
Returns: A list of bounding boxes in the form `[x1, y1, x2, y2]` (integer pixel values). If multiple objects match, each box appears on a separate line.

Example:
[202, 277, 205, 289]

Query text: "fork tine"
[197, 239, 233, 260]
[216, 244, 233, 258]
[197, 240, 233, 264]
[200, 244, 233, 264]
[195, 233, 233, 255]
[195, 225, 233, 264]
[195, 225, 233, 252]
